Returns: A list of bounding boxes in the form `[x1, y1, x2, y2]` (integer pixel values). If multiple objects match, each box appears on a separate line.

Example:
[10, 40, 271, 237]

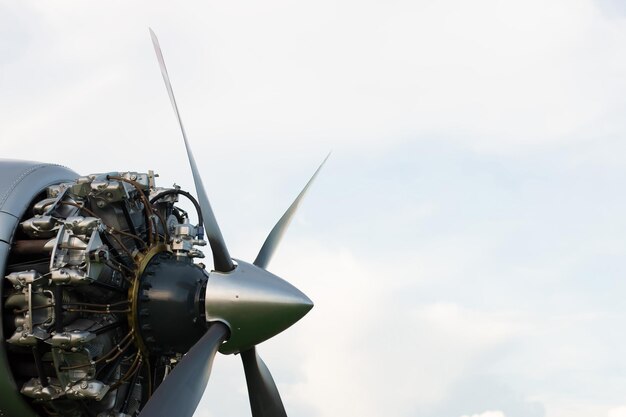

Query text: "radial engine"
[0, 157, 320, 417]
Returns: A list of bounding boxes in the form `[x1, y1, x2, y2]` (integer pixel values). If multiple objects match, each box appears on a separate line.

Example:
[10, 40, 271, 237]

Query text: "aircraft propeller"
[139, 29, 327, 417]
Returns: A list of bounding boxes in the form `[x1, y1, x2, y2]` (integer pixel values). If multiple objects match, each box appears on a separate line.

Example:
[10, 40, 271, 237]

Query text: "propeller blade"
[241, 347, 288, 417]
[138, 322, 230, 417]
[254, 153, 330, 270]
[149, 28, 234, 272]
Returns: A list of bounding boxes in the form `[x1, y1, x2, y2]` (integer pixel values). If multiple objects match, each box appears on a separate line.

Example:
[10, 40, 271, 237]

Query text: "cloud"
[4, 0, 626, 161]
[609, 407, 626, 417]
[461, 412, 506, 417]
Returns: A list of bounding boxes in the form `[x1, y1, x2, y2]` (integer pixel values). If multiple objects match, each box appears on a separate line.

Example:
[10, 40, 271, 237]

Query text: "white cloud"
[461, 411, 506, 417]
[4, 0, 626, 160]
[609, 406, 626, 417]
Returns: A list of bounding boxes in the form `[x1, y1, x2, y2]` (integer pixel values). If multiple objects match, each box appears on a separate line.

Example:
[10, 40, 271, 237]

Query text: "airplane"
[0, 29, 327, 417]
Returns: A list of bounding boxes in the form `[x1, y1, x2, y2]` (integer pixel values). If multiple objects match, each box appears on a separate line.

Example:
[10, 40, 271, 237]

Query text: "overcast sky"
[2, 1, 626, 417]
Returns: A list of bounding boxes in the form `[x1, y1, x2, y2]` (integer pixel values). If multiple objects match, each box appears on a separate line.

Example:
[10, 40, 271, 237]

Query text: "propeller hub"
[205, 259, 313, 354]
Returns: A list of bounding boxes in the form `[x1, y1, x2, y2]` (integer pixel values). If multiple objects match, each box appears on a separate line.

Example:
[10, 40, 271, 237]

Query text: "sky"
[1, 1, 626, 416]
